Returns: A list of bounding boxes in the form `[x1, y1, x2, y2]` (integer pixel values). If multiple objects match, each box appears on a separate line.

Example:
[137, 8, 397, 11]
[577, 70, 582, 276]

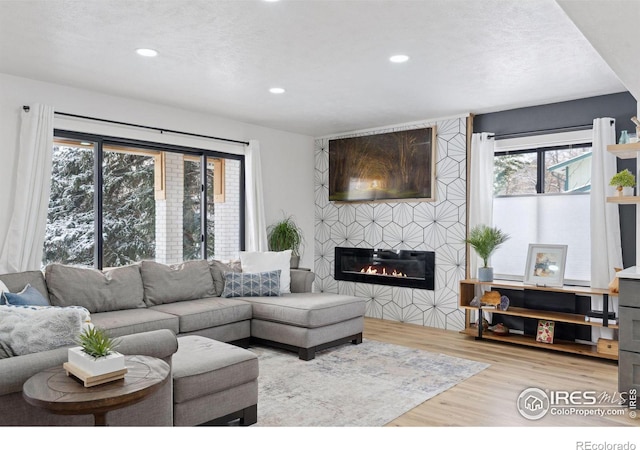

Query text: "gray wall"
[474, 92, 638, 268]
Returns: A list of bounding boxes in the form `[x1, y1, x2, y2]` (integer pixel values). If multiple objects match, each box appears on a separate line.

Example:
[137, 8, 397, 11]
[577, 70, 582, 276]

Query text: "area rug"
[250, 339, 489, 426]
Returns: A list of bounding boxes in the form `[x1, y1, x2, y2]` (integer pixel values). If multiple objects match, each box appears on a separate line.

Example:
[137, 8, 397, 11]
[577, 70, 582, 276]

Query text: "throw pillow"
[0, 280, 7, 305]
[209, 260, 241, 296]
[140, 260, 217, 306]
[2, 284, 50, 306]
[221, 270, 281, 298]
[0, 305, 89, 357]
[240, 250, 292, 294]
[45, 263, 146, 313]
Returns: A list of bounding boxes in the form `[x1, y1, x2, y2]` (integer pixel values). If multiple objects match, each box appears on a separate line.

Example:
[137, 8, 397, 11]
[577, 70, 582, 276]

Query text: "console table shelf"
[459, 279, 617, 360]
[460, 326, 615, 360]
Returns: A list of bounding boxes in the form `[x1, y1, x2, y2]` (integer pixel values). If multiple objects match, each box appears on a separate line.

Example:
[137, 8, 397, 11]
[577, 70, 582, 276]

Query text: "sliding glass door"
[43, 131, 244, 269]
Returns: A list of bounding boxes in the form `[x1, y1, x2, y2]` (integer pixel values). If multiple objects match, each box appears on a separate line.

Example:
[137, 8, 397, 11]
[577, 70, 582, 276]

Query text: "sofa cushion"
[208, 260, 241, 296]
[45, 263, 146, 313]
[140, 260, 216, 306]
[240, 250, 291, 293]
[0, 305, 89, 357]
[221, 270, 281, 298]
[241, 292, 367, 328]
[89, 309, 179, 338]
[0, 270, 49, 304]
[149, 298, 252, 333]
[2, 284, 50, 306]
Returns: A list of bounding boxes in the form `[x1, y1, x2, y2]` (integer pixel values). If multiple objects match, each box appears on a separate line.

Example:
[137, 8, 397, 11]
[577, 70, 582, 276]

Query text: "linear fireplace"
[334, 247, 435, 290]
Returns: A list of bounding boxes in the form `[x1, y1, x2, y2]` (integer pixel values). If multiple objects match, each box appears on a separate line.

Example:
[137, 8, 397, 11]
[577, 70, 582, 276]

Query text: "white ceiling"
[0, 0, 634, 137]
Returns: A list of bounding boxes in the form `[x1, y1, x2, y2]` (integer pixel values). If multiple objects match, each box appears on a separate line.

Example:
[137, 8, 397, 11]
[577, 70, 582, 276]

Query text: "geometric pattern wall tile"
[354, 283, 393, 305]
[315, 276, 339, 294]
[392, 287, 414, 308]
[314, 115, 468, 332]
[366, 299, 384, 319]
[392, 202, 415, 227]
[446, 178, 467, 207]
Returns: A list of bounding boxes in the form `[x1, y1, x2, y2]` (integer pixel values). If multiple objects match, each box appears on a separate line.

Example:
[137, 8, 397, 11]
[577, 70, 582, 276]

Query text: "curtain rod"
[488, 121, 613, 140]
[23, 105, 250, 146]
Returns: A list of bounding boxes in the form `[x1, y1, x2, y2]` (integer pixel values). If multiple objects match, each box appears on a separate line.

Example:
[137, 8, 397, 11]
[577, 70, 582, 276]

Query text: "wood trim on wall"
[465, 114, 474, 279]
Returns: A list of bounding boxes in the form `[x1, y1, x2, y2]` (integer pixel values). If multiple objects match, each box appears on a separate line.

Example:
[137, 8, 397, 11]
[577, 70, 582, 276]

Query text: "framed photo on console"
[523, 244, 568, 287]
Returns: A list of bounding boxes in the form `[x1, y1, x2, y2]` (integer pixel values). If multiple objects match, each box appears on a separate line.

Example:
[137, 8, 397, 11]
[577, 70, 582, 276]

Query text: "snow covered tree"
[44, 146, 156, 267]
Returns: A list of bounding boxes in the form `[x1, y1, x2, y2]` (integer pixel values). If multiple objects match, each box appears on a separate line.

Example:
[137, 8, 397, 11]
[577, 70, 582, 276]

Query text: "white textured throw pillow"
[240, 250, 292, 293]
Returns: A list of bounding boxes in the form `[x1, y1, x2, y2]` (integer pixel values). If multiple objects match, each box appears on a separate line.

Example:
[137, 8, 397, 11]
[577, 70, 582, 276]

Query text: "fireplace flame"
[360, 265, 407, 278]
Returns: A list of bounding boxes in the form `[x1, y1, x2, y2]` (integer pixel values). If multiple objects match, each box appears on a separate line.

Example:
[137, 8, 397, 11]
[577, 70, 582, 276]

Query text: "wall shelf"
[607, 143, 640, 159]
[606, 196, 640, 204]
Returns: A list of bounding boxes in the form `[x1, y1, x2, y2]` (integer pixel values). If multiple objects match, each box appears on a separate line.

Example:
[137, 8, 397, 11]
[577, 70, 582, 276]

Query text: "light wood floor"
[363, 317, 637, 427]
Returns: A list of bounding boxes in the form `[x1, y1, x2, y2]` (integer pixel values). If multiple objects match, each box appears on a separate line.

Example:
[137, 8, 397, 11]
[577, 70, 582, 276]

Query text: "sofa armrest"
[116, 329, 178, 359]
[290, 269, 315, 293]
[0, 329, 178, 397]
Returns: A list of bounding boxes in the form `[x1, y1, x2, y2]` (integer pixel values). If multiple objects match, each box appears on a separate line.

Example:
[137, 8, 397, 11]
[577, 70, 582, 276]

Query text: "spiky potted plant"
[464, 225, 510, 282]
[267, 214, 304, 268]
[609, 169, 636, 197]
[68, 326, 124, 377]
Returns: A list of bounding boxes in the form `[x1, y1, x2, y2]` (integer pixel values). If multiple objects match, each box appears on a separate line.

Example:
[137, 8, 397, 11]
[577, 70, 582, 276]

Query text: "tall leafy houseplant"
[267, 214, 304, 269]
[464, 225, 510, 282]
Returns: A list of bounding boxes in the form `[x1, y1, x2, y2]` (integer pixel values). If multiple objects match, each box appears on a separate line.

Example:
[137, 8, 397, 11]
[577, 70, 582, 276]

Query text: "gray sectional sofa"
[0, 258, 366, 426]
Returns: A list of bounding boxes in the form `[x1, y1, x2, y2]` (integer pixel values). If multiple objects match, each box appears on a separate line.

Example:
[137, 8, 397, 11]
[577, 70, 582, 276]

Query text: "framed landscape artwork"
[523, 244, 568, 287]
[328, 126, 436, 202]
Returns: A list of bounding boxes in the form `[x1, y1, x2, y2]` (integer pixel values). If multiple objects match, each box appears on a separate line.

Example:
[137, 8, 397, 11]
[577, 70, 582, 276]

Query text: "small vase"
[619, 130, 630, 144]
[478, 267, 494, 282]
[623, 186, 634, 196]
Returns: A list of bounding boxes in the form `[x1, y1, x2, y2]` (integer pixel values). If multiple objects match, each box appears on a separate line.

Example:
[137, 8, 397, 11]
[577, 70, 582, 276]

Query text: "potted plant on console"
[609, 168, 636, 197]
[66, 326, 126, 386]
[464, 224, 510, 282]
[267, 213, 304, 269]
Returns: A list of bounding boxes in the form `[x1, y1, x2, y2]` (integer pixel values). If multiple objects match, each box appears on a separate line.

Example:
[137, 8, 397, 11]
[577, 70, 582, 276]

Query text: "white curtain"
[245, 139, 268, 252]
[0, 104, 54, 273]
[590, 118, 623, 288]
[590, 118, 622, 341]
[468, 132, 496, 277]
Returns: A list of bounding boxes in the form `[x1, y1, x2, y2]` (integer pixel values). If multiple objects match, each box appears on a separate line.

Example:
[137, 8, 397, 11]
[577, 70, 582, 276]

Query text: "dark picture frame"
[328, 126, 436, 202]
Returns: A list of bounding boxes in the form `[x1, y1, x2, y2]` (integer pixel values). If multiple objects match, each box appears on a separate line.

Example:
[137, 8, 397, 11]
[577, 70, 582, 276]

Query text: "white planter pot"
[67, 347, 125, 376]
[623, 186, 634, 196]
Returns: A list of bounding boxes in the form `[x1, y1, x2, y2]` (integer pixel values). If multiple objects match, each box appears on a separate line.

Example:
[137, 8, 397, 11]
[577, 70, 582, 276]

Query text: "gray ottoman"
[172, 335, 258, 426]
[244, 292, 366, 360]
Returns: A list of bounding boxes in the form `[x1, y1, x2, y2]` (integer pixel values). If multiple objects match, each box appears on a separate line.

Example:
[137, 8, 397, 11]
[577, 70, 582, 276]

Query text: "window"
[491, 131, 592, 284]
[44, 131, 244, 269]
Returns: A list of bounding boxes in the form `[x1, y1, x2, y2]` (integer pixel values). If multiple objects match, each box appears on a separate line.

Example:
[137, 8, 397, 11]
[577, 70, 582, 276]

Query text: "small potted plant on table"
[464, 225, 510, 282]
[609, 169, 636, 197]
[66, 326, 126, 386]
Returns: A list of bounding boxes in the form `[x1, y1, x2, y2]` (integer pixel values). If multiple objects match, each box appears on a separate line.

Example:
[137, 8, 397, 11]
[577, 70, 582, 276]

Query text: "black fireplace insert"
[334, 247, 435, 290]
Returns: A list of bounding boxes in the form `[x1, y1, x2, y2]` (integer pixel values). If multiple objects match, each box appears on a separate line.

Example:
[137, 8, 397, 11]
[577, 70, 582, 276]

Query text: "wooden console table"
[22, 355, 170, 426]
[459, 279, 617, 360]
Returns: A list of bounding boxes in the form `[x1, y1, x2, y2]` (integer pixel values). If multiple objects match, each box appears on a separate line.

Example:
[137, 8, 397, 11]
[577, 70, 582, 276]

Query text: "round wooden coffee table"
[22, 355, 170, 426]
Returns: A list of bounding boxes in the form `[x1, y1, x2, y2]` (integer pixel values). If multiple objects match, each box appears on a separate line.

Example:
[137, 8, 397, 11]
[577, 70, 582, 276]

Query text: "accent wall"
[314, 115, 469, 331]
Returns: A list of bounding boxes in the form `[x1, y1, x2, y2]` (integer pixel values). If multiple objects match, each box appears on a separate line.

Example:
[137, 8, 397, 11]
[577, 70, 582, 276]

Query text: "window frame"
[52, 129, 245, 269]
[491, 130, 594, 285]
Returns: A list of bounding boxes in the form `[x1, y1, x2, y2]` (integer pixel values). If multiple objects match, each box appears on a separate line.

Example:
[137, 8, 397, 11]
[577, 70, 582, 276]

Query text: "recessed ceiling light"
[136, 48, 158, 57]
[390, 54, 409, 63]
[269, 87, 285, 94]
